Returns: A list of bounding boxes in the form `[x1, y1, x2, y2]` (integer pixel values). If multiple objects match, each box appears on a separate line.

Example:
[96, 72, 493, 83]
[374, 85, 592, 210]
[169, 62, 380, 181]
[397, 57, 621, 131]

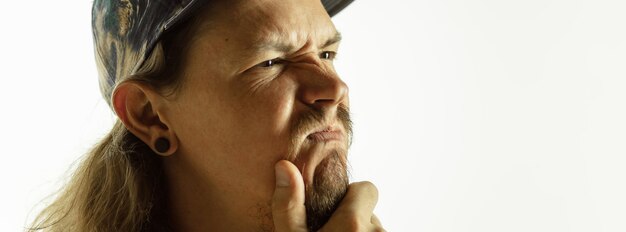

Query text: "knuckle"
[346, 219, 365, 231]
[371, 225, 387, 232]
[334, 207, 357, 219]
[351, 181, 378, 198]
[335, 211, 367, 231]
[354, 181, 378, 192]
[271, 198, 295, 215]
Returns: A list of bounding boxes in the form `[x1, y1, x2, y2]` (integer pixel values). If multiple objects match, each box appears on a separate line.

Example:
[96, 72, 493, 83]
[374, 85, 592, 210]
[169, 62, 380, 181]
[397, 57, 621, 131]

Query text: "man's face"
[162, 0, 351, 229]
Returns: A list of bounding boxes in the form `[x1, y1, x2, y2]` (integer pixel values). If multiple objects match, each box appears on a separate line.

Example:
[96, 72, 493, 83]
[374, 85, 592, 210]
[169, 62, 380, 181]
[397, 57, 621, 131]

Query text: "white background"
[1, 0, 625, 231]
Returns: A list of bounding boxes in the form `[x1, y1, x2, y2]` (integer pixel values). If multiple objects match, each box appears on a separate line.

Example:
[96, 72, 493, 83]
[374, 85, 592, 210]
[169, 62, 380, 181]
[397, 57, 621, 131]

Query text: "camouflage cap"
[92, 0, 354, 108]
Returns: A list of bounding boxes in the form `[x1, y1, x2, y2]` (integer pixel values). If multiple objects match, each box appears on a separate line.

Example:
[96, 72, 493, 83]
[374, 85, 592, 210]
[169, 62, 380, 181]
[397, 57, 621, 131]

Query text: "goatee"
[304, 149, 349, 231]
[290, 105, 353, 231]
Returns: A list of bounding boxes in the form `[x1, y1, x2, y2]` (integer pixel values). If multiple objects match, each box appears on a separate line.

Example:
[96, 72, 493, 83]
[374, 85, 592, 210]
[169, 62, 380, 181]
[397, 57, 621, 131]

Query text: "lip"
[294, 124, 346, 183]
[298, 125, 346, 184]
[306, 127, 344, 142]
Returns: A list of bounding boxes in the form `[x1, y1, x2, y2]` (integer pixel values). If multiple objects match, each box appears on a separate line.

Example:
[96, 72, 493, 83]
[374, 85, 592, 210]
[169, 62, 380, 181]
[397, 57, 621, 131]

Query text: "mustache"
[287, 104, 353, 160]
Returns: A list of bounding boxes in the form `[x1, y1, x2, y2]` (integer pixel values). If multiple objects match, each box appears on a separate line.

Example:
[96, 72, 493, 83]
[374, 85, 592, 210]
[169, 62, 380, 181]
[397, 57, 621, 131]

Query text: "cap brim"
[323, 0, 354, 17]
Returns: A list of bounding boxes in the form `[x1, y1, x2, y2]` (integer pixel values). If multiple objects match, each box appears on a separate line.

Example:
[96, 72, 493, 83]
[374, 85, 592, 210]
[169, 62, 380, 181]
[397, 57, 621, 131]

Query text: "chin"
[304, 149, 349, 231]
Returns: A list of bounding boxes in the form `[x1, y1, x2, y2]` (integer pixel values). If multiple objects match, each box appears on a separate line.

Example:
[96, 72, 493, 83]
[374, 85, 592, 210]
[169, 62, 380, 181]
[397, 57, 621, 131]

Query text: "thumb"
[272, 160, 308, 232]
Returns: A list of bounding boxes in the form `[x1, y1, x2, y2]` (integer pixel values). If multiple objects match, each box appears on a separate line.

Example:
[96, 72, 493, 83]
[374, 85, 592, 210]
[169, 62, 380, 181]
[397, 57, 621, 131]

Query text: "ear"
[112, 81, 179, 156]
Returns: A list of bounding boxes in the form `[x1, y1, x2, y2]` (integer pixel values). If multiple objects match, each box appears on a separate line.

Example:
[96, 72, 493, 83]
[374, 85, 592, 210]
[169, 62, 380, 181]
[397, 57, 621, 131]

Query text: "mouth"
[306, 126, 344, 143]
[293, 125, 347, 184]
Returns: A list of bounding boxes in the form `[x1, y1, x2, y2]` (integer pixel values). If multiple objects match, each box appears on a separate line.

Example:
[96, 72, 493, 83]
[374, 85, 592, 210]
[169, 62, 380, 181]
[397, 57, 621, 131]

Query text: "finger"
[335, 181, 379, 221]
[371, 214, 387, 232]
[271, 160, 308, 232]
[371, 214, 382, 227]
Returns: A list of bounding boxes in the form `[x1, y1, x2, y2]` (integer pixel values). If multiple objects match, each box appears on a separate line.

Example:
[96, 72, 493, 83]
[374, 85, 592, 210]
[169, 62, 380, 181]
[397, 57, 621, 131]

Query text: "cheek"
[171, 76, 298, 163]
[170, 85, 225, 158]
[168, 72, 300, 197]
[240, 83, 297, 155]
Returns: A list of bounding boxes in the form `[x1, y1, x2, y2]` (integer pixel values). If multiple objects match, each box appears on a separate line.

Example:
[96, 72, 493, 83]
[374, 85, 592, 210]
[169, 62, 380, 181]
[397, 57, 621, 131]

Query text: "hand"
[272, 160, 385, 232]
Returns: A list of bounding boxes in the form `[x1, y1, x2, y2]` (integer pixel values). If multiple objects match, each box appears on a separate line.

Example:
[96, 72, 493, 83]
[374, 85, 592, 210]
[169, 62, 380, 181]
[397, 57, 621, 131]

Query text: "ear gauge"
[154, 137, 171, 154]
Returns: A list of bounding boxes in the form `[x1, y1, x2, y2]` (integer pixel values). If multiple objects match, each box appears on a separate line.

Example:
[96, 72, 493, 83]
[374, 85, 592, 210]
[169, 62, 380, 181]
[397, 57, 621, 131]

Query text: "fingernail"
[275, 163, 290, 187]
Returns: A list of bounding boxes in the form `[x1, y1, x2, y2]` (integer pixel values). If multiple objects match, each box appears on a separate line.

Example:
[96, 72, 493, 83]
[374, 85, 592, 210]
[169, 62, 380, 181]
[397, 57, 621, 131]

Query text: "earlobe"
[112, 81, 179, 156]
[154, 137, 171, 153]
[152, 136, 179, 156]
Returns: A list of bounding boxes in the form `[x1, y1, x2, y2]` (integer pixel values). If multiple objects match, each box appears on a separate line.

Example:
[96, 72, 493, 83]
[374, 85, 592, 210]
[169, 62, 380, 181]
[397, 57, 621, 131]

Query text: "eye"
[320, 51, 337, 60]
[257, 58, 284, 68]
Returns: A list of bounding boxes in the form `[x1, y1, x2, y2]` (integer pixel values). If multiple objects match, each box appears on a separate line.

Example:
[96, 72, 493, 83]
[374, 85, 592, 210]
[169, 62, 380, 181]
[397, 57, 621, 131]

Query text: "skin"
[113, 0, 385, 231]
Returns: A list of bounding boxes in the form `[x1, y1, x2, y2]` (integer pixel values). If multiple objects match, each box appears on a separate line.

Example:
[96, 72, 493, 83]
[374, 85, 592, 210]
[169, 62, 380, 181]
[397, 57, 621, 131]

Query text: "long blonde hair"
[29, 121, 167, 231]
[28, 10, 206, 232]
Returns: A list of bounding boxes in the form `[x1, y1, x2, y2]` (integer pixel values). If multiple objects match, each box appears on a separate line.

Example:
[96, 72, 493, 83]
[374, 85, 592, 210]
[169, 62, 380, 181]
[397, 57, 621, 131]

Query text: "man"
[30, 0, 384, 231]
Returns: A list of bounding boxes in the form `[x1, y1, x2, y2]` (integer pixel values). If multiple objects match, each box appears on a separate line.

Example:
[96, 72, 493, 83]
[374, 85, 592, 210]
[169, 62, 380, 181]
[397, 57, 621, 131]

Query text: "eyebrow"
[322, 31, 342, 48]
[251, 31, 342, 53]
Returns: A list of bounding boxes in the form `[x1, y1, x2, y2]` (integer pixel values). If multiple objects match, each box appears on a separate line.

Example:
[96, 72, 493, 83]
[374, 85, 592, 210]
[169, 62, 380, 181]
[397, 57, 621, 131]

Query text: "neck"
[160, 156, 274, 231]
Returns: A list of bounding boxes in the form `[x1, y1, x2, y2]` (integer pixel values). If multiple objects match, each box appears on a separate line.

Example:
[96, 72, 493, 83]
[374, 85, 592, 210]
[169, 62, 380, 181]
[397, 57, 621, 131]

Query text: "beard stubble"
[289, 105, 353, 231]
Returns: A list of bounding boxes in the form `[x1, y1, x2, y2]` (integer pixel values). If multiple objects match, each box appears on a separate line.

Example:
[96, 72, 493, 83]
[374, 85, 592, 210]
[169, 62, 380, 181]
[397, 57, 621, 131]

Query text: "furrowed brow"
[250, 33, 295, 53]
[250, 31, 342, 53]
[322, 31, 342, 48]
[252, 40, 294, 53]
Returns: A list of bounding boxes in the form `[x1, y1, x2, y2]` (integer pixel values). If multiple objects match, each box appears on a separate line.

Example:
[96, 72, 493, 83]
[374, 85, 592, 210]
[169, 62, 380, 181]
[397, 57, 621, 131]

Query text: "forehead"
[197, 0, 338, 51]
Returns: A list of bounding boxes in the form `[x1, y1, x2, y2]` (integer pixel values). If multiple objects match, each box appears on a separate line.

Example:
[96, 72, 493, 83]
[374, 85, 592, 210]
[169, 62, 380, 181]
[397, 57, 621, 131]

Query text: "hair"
[27, 8, 208, 232]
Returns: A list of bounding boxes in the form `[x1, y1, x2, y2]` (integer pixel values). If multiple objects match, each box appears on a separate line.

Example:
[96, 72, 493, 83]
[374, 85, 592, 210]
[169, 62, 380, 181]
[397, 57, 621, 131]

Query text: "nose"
[298, 66, 349, 110]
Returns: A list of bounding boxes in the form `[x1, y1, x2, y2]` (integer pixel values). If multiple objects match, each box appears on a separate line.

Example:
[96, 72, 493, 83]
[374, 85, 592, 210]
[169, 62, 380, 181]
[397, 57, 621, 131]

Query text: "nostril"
[298, 69, 348, 108]
[310, 99, 337, 109]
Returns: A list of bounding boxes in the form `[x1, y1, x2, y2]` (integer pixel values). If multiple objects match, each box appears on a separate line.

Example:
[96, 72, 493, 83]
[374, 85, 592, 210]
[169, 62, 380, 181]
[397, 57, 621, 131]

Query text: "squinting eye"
[257, 58, 283, 68]
[320, 51, 337, 60]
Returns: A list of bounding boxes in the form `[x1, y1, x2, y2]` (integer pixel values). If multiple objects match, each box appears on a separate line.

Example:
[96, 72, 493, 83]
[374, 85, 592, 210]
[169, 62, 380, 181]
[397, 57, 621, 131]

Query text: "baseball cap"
[92, 0, 354, 108]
